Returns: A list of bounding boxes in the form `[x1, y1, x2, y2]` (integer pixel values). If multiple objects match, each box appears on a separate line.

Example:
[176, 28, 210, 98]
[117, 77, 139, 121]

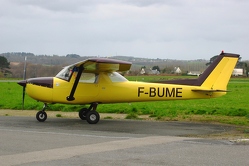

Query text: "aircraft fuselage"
[23, 72, 224, 105]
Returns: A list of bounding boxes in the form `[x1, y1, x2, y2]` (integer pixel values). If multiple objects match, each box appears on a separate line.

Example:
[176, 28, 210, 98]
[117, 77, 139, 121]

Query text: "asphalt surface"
[0, 116, 248, 166]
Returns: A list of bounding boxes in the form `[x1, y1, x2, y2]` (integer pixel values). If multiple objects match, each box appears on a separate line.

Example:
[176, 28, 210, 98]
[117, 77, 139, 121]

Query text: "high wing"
[71, 58, 132, 73]
[67, 58, 132, 101]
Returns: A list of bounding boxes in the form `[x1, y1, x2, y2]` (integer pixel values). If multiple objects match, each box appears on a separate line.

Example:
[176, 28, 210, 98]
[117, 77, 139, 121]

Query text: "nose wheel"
[36, 104, 48, 122]
[36, 111, 47, 122]
[79, 103, 100, 124]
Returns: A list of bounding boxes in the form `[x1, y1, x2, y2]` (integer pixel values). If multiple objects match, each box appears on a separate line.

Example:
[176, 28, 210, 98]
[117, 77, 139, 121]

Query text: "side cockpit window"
[79, 73, 98, 83]
[56, 65, 98, 83]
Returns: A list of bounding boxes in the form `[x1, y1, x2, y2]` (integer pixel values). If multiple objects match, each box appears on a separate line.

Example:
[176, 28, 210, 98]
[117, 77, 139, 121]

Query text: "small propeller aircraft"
[18, 51, 239, 124]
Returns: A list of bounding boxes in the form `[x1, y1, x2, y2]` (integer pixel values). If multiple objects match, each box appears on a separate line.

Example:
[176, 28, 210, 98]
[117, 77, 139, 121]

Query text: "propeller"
[21, 57, 27, 110]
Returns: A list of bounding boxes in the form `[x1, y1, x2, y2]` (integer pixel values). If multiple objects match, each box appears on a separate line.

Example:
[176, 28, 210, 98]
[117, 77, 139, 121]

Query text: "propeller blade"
[18, 80, 27, 110]
[22, 86, 25, 110]
[22, 56, 27, 110]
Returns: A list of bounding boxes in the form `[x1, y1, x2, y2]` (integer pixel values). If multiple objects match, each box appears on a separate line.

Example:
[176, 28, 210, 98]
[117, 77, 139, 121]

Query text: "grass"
[0, 76, 249, 126]
[56, 114, 62, 117]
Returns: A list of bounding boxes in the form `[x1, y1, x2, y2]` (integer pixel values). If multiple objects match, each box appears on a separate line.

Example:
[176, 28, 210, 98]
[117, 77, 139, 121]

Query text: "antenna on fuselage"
[23, 56, 27, 80]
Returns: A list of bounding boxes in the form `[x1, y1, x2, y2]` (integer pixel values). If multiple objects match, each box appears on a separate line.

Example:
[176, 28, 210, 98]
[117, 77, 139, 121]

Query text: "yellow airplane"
[18, 51, 239, 124]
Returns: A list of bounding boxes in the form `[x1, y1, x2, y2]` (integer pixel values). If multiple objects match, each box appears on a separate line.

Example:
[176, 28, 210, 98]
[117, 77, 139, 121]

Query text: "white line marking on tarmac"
[0, 128, 132, 139]
[0, 136, 187, 166]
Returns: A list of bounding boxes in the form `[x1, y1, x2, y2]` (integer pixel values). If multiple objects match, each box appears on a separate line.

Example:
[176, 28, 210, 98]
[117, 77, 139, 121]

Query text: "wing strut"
[66, 65, 84, 101]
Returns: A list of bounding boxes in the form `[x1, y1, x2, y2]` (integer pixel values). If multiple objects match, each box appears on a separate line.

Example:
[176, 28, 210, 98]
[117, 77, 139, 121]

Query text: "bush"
[56, 114, 62, 117]
[226, 109, 248, 117]
[125, 113, 139, 119]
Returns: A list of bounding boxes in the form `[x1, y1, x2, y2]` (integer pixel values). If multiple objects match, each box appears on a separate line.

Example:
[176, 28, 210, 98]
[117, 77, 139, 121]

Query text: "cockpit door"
[73, 73, 99, 103]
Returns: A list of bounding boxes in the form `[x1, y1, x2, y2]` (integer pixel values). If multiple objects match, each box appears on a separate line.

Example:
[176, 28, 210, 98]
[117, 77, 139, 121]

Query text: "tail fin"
[197, 52, 239, 90]
[154, 52, 239, 91]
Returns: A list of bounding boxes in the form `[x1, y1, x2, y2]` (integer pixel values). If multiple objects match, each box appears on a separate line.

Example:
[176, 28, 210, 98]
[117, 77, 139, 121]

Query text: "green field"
[0, 76, 249, 125]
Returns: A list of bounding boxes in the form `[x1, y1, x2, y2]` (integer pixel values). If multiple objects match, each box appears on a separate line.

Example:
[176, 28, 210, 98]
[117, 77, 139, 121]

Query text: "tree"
[206, 54, 242, 66]
[206, 55, 218, 66]
[0, 56, 10, 69]
[141, 66, 146, 70]
[66, 54, 80, 58]
[152, 65, 160, 72]
[0, 56, 11, 77]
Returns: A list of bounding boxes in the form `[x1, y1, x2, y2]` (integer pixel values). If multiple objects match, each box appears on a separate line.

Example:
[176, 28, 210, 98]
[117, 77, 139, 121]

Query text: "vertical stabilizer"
[198, 52, 239, 90]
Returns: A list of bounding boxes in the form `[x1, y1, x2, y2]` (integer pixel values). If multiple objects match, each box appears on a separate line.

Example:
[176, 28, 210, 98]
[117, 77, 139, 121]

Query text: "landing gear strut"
[79, 103, 100, 124]
[36, 103, 48, 122]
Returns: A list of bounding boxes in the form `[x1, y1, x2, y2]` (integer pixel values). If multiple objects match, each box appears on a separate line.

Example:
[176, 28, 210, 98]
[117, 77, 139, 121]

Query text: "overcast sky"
[0, 0, 248, 60]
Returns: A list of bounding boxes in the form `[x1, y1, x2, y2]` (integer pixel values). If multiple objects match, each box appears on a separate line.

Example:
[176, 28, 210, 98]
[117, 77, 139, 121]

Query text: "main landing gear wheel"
[86, 111, 100, 124]
[79, 103, 100, 124]
[36, 111, 47, 122]
[79, 108, 88, 120]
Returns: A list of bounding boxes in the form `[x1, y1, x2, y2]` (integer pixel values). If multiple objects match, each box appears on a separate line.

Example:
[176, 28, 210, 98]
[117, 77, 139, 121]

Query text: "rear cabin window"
[108, 72, 128, 82]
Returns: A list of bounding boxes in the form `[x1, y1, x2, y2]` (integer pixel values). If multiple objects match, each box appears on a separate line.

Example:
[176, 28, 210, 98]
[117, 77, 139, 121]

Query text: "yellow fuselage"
[26, 72, 224, 105]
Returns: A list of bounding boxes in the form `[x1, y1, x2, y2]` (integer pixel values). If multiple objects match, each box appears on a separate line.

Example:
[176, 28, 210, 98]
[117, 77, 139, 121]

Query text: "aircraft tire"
[36, 111, 47, 122]
[79, 108, 88, 120]
[86, 111, 100, 124]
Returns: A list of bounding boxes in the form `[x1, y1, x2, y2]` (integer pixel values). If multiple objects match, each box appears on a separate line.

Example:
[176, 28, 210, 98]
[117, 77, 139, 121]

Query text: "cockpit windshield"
[56, 66, 76, 81]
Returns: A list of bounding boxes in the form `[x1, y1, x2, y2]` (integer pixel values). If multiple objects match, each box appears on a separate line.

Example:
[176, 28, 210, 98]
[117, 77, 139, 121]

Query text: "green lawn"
[0, 76, 249, 125]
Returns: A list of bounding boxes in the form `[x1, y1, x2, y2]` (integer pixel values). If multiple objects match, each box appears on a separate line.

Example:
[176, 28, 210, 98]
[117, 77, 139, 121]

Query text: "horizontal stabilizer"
[192, 89, 230, 92]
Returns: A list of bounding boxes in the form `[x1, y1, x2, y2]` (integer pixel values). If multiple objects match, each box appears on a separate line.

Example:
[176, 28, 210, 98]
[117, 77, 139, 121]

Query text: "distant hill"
[1, 52, 208, 69]
[1, 52, 211, 78]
